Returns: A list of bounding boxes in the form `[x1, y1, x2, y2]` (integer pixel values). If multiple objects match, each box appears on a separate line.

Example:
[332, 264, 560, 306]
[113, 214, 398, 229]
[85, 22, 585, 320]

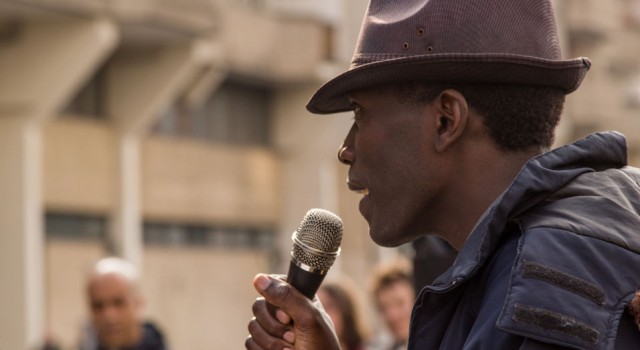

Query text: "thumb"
[253, 274, 310, 322]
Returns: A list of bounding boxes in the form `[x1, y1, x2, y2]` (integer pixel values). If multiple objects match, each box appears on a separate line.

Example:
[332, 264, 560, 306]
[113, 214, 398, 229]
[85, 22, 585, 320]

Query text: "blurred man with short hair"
[80, 257, 168, 350]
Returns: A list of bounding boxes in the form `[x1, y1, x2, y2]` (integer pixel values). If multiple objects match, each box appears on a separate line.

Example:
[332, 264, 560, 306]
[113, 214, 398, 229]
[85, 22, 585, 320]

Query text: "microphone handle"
[265, 261, 325, 320]
[287, 260, 326, 299]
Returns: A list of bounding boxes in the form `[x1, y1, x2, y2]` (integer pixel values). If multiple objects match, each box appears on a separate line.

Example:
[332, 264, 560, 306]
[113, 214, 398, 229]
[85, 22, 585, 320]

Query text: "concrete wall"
[45, 241, 105, 349]
[559, 0, 640, 163]
[43, 119, 281, 225]
[141, 136, 280, 226]
[43, 119, 117, 214]
[141, 246, 269, 349]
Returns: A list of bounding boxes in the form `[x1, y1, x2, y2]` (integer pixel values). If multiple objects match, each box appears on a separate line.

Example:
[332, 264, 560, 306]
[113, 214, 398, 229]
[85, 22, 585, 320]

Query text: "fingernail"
[283, 331, 295, 343]
[255, 274, 271, 291]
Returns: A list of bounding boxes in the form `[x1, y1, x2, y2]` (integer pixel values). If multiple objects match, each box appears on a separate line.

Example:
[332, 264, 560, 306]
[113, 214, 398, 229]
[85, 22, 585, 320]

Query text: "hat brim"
[306, 53, 591, 114]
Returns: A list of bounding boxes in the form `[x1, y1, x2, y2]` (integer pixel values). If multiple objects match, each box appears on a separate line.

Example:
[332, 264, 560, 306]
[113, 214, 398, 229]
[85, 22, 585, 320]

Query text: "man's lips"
[347, 180, 369, 195]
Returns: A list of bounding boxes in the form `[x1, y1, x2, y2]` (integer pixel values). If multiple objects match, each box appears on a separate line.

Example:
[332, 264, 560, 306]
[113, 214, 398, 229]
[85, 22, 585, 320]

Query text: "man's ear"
[433, 89, 469, 152]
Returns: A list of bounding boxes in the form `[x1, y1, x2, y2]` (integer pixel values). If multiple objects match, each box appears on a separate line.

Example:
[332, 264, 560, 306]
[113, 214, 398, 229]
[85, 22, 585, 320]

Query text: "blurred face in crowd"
[87, 273, 143, 348]
[376, 280, 415, 343]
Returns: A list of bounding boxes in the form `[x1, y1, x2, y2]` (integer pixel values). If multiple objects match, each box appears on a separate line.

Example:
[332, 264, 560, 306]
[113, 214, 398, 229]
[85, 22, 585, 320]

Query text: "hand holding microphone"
[246, 209, 343, 350]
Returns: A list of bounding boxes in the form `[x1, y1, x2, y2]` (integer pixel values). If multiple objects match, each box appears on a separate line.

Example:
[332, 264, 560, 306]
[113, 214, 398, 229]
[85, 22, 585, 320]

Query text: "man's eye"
[91, 302, 104, 311]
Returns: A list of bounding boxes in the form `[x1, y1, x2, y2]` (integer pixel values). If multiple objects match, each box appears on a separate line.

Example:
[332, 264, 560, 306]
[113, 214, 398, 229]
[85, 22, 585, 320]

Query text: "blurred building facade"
[0, 0, 638, 349]
[557, 0, 640, 161]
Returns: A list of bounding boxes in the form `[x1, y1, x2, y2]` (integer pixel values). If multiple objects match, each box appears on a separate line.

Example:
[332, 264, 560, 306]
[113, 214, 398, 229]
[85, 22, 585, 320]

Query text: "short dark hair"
[395, 83, 566, 151]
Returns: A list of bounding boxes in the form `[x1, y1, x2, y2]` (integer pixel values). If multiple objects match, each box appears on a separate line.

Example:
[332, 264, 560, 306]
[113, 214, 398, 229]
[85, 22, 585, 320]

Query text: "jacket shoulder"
[496, 223, 640, 349]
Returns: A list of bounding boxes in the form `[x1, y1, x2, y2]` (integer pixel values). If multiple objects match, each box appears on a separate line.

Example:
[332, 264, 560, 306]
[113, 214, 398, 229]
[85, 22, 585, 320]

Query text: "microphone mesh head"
[292, 208, 343, 271]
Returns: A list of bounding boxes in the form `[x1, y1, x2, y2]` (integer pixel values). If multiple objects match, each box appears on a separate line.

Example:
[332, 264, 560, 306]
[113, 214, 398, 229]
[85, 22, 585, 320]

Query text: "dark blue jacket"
[81, 322, 168, 350]
[409, 132, 640, 349]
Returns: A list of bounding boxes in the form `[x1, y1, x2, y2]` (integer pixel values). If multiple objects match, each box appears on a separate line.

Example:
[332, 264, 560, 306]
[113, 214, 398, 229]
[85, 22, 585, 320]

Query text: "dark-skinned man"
[246, 0, 640, 349]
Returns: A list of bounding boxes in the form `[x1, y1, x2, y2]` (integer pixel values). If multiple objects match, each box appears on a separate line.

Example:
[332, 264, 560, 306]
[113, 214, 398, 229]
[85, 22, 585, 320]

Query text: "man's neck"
[443, 147, 542, 250]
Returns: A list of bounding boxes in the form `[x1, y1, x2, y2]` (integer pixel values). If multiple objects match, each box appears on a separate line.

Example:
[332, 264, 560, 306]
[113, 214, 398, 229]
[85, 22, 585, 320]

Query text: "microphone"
[287, 208, 343, 299]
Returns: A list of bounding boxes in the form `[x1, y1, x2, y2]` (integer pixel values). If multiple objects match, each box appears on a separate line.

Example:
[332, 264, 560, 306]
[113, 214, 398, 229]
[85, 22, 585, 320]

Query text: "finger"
[275, 309, 292, 325]
[248, 317, 293, 350]
[253, 274, 313, 323]
[244, 335, 262, 350]
[252, 298, 289, 338]
[251, 274, 340, 349]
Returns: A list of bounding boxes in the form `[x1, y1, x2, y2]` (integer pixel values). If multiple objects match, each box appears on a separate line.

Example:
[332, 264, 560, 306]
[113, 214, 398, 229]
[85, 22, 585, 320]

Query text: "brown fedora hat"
[307, 0, 591, 114]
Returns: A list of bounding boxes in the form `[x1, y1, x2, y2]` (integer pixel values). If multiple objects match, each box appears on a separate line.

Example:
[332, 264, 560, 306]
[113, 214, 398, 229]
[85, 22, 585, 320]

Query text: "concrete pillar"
[0, 118, 43, 350]
[0, 17, 117, 349]
[106, 40, 223, 269]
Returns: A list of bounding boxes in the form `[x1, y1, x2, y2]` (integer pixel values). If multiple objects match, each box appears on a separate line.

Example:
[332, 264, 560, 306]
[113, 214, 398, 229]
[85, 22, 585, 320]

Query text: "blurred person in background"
[370, 259, 414, 350]
[317, 280, 370, 350]
[79, 257, 168, 350]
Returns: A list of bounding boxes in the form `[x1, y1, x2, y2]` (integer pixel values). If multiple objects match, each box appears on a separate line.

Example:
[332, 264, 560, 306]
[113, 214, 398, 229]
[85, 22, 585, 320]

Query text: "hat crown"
[306, 0, 590, 114]
[353, 0, 561, 67]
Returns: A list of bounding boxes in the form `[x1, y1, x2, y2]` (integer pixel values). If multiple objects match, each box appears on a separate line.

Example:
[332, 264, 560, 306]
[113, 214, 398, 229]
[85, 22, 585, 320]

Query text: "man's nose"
[338, 124, 356, 165]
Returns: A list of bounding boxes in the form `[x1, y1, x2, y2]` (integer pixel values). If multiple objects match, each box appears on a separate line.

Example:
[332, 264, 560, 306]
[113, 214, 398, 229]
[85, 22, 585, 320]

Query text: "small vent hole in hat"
[427, 46, 433, 53]
[403, 42, 409, 50]
[417, 27, 424, 36]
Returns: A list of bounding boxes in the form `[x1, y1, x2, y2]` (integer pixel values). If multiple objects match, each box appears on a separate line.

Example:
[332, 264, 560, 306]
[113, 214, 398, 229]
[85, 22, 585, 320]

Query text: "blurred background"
[0, 0, 638, 349]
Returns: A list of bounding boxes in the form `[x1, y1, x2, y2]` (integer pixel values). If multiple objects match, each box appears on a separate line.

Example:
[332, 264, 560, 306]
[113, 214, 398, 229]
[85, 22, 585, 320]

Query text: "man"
[81, 257, 168, 350]
[370, 259, 414, 350]
[246, 0, 640, 349]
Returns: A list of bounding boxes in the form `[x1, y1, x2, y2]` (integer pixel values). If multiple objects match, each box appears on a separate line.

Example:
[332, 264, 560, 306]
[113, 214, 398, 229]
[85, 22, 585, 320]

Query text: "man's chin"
[369, 228, 409, 247]
[101, 335, 129, 348]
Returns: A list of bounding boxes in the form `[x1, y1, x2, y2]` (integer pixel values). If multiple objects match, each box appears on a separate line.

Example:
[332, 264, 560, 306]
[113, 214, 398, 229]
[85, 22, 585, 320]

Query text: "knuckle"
[247, 318, 259, 335]
[266, 339, 283, 350]
[267, 320, 285, 337]
[251, 299, 264, 315]
[275, 282, 293, 302]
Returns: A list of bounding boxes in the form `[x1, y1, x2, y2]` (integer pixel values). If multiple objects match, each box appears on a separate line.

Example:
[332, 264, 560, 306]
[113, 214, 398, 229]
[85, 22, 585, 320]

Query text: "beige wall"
[43, 119, 117, 214]
[141, 246, 270, 349]
[559, 0, 640, 164]
[141, 136, 280, 226]
[45, 240, 105, 349]
[43, 118, 281, 225]
[221, 7, 330, 82]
